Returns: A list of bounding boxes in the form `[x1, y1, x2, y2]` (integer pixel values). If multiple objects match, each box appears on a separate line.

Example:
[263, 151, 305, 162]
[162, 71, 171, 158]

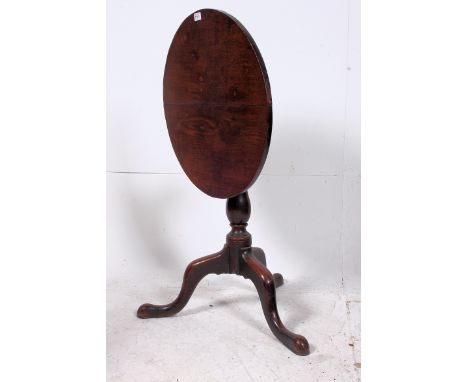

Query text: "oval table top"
[163, 9, 272, 199]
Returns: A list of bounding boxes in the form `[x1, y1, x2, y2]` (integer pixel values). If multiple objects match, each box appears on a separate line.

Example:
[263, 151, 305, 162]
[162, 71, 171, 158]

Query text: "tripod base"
[137, 192, 310, 356]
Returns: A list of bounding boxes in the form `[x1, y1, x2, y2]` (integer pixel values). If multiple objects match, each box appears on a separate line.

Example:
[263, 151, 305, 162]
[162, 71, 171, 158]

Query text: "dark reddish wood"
[250, 247, 285, 288]
[138, 9, 310, 356]
[240, 250, 309, 356]
[137, 249, 228, 318]
[163, 9, 272, 199]
[137, 192, 310, 356]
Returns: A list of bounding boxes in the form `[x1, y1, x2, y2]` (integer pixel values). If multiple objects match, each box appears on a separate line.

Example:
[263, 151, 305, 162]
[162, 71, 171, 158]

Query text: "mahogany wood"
[137, 192, 310, 356]
[137, 9, 310, 356]
[163, 9, 272, 199]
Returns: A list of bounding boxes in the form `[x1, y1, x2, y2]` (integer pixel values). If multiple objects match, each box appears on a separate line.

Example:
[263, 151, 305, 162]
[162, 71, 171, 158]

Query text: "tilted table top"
[164, 9, 272, 199]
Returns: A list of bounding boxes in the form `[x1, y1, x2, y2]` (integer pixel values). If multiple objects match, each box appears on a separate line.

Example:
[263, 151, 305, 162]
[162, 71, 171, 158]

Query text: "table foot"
[137, 249, 228, 318]
[240, 249, 310, 356]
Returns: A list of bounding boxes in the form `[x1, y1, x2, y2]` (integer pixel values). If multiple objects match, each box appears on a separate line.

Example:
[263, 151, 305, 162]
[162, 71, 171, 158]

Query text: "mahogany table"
[137, 9, 310, 356]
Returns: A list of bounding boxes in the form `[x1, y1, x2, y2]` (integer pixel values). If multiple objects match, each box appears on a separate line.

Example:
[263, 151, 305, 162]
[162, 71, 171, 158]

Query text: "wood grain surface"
[163, 9, 272, 198]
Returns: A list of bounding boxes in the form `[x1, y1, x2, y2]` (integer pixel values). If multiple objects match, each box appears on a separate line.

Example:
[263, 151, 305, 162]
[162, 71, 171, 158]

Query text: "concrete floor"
[107, 275, 360, 381]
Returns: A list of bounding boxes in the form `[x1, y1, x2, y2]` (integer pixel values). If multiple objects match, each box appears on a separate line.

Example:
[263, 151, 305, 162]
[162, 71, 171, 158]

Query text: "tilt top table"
[137, 9, 310, 356]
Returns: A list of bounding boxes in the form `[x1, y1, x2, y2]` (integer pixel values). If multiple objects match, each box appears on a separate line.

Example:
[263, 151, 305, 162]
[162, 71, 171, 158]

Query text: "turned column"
[226, 192, 252, 274]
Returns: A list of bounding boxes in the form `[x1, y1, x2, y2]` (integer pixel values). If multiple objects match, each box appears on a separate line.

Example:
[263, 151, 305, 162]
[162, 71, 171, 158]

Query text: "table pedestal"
[137, 192, 310, 356]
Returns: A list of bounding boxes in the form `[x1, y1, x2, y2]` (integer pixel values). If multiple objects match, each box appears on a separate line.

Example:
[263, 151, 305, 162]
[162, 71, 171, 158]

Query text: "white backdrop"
[107, 0, 360, 294]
